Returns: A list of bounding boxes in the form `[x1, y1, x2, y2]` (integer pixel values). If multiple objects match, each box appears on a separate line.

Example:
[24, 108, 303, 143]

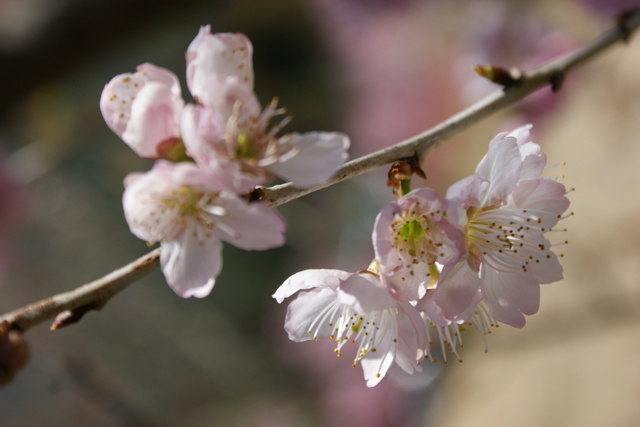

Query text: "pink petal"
[509, 179, 570, 229]
[445, 174, 485, 209]
[122, 82, 184, 158]
[100, 63, 181, 138]
[162, 159, 230, 193]
[514, 232, 564, 284]
[160, 231, 223, 298]
[181, 103, 226, 160]
[372, 200, 403, 272]
[215, 195, 286, 250]
[283, 287, 339, 341]
[272, 269, 351, 303]
[393, 302, 428, 374]
[519, 145, 546, 180]
[475, 132, 523, 205]
[337, 273, 395, 312]
[267, 132, 350, 188]
[360, 325, 396, 387]
[481, 267, 540, 328]
[435, 260, 482, 320]
[186, 26, 254, 102]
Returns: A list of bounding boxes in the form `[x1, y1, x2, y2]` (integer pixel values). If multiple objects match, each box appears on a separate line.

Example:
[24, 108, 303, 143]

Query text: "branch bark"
[2, 8, 639, 332]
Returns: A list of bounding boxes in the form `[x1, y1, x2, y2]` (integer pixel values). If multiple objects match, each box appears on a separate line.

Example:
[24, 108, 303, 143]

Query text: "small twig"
[1, 8, 639, 333]
[260, 7, 640, 207]
[0, 249, 160, 332]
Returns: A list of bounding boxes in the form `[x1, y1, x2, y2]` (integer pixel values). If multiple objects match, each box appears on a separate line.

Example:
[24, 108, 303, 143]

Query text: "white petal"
[283, 287, 339, 341]
[337, 273, 395, 313]
[160, 231, 223, 298]
[273, 269, 350, 303]
[215, 195, 286, 250]
[435, 260, 482, 320]
[481, 267, 540, 328]
[360, 316, 397, 387]
[267, 132, 350, 188]
[186, 26, 254, 101]
[475, 133, 523, 205]
[509, 179, 570, 229]
[122, 82, 184, 158]
[393, 302, 428, 374]
[100, 63, 181, 140]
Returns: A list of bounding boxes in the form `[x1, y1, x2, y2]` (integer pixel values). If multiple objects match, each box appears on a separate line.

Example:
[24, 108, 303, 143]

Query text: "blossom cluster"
[274, 125, 571, 387]
[101, 26, 349, 297]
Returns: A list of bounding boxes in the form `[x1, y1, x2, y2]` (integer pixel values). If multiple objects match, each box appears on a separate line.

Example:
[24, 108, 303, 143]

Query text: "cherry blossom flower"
[182, 25, 350, 191]
[100, 63, 185, 160]
[372, 188, 465, 302]
[445, 125, 570, 327]
[273, 268, 427, 387]
[123, 160, 286, 298]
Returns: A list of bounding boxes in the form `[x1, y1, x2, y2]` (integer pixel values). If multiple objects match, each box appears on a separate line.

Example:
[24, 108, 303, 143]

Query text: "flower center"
[305, 295, 398, 378]
[226, 98, 292, 169]
[464, 205, 557, 274]
[235, 133, 254, 158]
[152, 185, 224, 244]
[391, 207, 442, 266]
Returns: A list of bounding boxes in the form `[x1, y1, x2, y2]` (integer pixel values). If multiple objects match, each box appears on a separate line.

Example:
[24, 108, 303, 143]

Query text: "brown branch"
[1, 7, 639, 333]
[259, 7, 640, 207]
[0, 249, 160, 332]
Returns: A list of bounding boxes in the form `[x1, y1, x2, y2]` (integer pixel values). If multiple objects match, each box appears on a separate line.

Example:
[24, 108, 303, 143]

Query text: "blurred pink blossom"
[579, 0, 639, 16]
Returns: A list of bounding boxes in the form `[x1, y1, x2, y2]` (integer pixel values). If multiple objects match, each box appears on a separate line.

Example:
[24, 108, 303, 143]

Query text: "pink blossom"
[185, 26, 254, 107]
[445, 125, 570, 327]
[123, 161, 286, 298]
[181, 80, 350, 192]
[273, 269, 427, 387]
[183, 25, 350, 191]
[100, 63, 184, 159]
[372, 188, 465, 302]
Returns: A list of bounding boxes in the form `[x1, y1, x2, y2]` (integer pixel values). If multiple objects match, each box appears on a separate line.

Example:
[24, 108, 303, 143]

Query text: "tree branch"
[1, 8, 639, 333]
[260, 7, 640, 207]
[1, 249, 160, 332]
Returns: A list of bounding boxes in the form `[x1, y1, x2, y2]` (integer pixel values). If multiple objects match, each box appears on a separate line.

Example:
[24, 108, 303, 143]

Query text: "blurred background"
[0, 0, 639, 426]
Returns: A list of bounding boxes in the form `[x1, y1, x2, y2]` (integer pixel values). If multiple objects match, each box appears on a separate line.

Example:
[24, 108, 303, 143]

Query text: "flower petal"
[435, 260, 482, 320]
[267, 132, 350, 188]
[481, 267, 540, 328]
[215, 195, 286, 250]
[186, 26, 254, 102]
[508, 179, 570, 229]
[283, 287, 340, 341]
[360, 321, 396, 387]
[160, 231, 223, 298]
[100, 63, 182, 158]
[337, 273, 395, 313]
[122, 82, 184, 158]
[272, 269, 350, 303]
[475, 132, 523, 205]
